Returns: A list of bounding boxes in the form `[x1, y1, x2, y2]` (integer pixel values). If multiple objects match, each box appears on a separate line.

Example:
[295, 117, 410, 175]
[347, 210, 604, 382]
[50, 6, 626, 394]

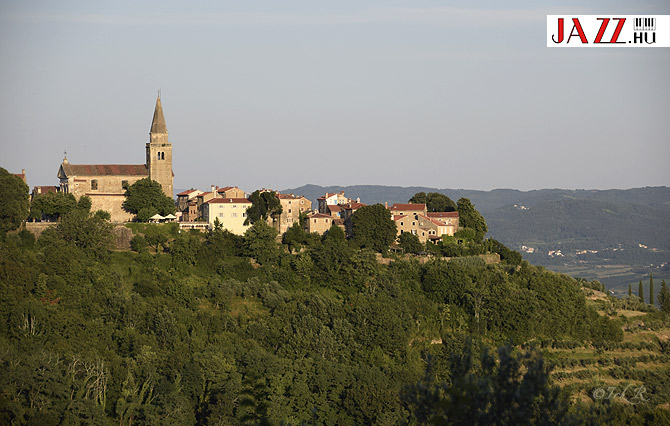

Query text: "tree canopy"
[457, 198, 488, 241]
[350, 204, 397, 253]
[245, 190, 282, 225]
[409, 191, 457, 212]
[0, 167, 29, 234]
[122, 178, 175, 221]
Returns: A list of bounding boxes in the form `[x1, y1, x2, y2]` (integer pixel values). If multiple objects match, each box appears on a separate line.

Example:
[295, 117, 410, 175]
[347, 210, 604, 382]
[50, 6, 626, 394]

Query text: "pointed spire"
[150, 94, 167, 134]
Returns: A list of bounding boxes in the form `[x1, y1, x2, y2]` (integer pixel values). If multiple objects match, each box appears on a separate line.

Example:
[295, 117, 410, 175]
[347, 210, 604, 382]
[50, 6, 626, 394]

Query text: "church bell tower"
[146, 94, 173, 198]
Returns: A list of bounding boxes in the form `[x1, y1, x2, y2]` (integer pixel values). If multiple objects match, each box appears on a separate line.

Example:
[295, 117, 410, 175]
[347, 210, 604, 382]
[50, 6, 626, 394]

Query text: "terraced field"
[540, 290, 670, 409]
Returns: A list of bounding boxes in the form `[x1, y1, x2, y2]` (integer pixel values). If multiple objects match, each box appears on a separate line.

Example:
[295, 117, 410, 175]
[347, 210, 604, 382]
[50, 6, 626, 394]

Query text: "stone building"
[276, 193, 312, 234]
[202, 197, 252, 235]
[304, 213, 333, 235]
[56, 96, 174, 222]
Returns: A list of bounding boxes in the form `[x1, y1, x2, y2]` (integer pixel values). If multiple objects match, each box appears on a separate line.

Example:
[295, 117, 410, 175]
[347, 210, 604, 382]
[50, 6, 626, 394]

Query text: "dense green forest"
[1, 170, 668, 424]
[2, 217, 669, 423]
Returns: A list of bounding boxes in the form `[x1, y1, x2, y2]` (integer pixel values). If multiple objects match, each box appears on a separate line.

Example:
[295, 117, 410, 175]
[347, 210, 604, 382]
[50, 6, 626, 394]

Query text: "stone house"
[426, 211, 459, 229]
[317, 191, 351, 213]
[304, 213, 333, 235]
[202, 197, 252, 235]
[177, 189, 204, 212]
[276, 193, 312, 234]
[394, 213, 458, 243]
[55, 96, 174, 222]
[389, 203, 427, 217]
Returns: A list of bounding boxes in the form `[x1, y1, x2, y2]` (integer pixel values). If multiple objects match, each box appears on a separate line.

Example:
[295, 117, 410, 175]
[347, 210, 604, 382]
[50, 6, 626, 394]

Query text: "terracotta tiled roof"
[308, 213, 331, 219]
[178, 189, 200, 196]
[418, 214, 449, 227]
[328, 205, 342, 213]
[344, 202, 366, 210]
[32, 186, 58, 195]
[426, 211, 459, 218]
[278, 193, 303, 199]
[389, 203, 426, 211]
[217, 186, 236, 193]
[61, 164, 148, 177]
[205, 198, 251, 204]
[196, 192, 213, 198]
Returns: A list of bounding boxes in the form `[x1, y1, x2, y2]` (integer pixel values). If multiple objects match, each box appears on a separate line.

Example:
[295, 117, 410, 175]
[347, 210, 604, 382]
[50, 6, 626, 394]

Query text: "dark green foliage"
[122, 177, 175, 221]
[659, 280, 670, 314]
[628, 283, 632, 297]
[52, 208, 115, 259]
[322, 223, 345, 243]
[403, 341, 573, 425]
[243, 221, 280, 266]
[130, 234, 147, 252]
[93, 210, 111, 221]
[488, 238, 522, 266]
[170, 232, 201, 268]
[350, 204, 397, 253]
[457, 198, 488, 241]
[244, 190, 282, 225]
[29, 191, 77, 221]
[409, 191, 457, 212]
[0, 207, 644, 424]
[649, 274, 654, 305]
[77, 195, 92, 212]
[639, 280, 644, 301]
[0, 168, 30, 234]
[144, 225, 170, 252]
[282, 221, 307, 253]
[398, 232, 423, 254]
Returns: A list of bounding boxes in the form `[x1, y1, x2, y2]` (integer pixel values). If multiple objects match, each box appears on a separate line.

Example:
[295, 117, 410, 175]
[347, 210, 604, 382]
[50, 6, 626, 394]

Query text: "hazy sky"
[1, 0, 668, 193]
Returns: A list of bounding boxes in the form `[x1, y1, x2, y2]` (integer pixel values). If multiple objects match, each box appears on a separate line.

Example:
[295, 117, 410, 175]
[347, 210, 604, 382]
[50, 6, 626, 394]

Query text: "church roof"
[60, 163, 148, 177]
[150, 96, 168, 134]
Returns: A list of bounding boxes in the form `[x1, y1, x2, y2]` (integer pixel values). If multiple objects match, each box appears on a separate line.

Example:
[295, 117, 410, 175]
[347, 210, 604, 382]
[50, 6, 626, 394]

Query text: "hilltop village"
[25, 96, 460, 243]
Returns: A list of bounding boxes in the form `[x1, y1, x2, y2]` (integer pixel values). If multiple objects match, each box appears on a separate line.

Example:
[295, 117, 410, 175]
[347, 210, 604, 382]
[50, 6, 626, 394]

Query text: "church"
[57, 96, 174, 222]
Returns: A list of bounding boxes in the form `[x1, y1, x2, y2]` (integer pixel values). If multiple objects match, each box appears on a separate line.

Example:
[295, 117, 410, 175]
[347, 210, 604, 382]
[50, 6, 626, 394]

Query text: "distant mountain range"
[282, 184, 670, 293]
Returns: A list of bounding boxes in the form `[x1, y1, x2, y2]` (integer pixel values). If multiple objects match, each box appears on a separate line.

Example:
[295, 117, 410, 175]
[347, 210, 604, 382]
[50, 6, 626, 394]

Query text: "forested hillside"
[2, 217, 669, 423]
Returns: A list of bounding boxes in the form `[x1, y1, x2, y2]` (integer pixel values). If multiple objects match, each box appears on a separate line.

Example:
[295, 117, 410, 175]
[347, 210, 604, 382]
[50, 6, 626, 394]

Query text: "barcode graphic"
[634, 17, 656, 31]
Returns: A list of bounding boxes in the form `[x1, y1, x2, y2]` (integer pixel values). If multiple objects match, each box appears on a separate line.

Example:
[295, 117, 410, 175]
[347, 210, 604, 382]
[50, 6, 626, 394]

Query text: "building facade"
[56, 96, 174, 222]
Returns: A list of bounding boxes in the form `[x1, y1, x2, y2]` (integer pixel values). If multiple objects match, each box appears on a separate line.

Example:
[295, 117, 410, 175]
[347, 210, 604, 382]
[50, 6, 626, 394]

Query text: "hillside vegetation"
[1, 215, 669, 424]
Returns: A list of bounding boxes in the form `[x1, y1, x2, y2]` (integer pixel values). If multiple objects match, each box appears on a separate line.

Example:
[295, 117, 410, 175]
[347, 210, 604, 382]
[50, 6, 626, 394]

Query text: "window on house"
[242, 213, 246, 217]
[288, 209, 292, 213]
[219, 213, 224, 217]
[157, 152, 161, 160]
[232, 213, 237, 218]
[161, 152, 165, 160]
[91, 180, 98, 190]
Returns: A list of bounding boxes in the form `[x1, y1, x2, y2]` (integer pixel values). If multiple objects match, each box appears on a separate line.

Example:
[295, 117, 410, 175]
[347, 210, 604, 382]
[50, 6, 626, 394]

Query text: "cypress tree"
[649, 274, 654, 305]
[638, 280, 644, 301]
[628, 283, 632, 297]
[659, 280, 670, 314]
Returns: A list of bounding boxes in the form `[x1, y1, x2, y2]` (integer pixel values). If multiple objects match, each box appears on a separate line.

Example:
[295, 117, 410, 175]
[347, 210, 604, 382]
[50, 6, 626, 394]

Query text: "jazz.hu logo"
[547, 15, 670, 47]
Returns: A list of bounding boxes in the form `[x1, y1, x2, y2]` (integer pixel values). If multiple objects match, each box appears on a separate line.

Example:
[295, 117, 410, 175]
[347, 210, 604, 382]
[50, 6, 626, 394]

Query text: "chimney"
[211, 185, 216, 194]
[357, 197, 360, 203]
[385, 202, 388, 209]
[22, 169, 25, 175]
